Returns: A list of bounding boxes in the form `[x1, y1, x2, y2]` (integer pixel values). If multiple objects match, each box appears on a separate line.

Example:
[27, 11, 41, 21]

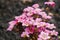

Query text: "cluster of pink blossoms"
[7, 4, 58, 40]
[44, 1, 55, 8]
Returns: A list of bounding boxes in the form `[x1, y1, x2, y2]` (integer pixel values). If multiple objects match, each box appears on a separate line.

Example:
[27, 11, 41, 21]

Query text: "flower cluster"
[44, 1, 55, 8]
[7, 4, 58, 40]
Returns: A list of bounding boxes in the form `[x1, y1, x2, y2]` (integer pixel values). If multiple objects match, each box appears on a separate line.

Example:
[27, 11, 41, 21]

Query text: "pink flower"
[38, 31, 50, 40]
[49, 2, 55, 6]
[45, 29, 51, 34]
[50, 30, 58, 36]
[34, 22, 46, 28]
[35, 18, 42, 22]
[7, 20, 17, 31]
[25, 26, 35, 34]
[33, 8, 42, 14]
[23, 8, 29, 12]
[38, 38, 43, 40]
[38, 12, 46, 16]
[44, 2, 55, 7]
[46, 23, 56, 29]
[44, 2, 49, 4]
[8, 20, 17, 25]
[28, 17, 35, 25]
[7, 4, 58, 39]
[26, 13, 33, 16]
[47, 16, 52, 19]
[7, 25, 14, 31]
[38, 27, 45, 32]
[21, 31, 29, 37]
[15, 13, 27, 22]
[27, 7, 34, 10]
[23, 7, 34, 12]
[44, 2, 55, 5]
[40, 22, 46, 27]
[50, 24, 56, 28]
[22, 21, 29, 26]
[38, 12, 48, 19]
[33, 22, 40, 27]
[37, 22, 46, 28]
[32, 4, 39, 8]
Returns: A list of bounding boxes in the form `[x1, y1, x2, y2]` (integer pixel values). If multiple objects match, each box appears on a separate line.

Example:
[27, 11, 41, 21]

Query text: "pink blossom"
[44, 2, 55, 7]
[22, 21, 29, 26]
[44, 2, 49, 4]
[33, 22, 46, 28]
[7, 25, 14, 31]
[26, 12, 33, 16]
[33, 8, 42, 14]
[44, 2, 55, 5]
[27, 7, 34, 10]
[8, 21, 17, 25]
[23, 7, 34, 12]
[50, 24, 56, 28]
[47, 16, 52, 19]
[7, 20, 17, 31]
[15, 13, 27, 22]
[25, 26, 35, 34]
[38, 31, 50, 40]
[32, 4, 39, 8]
[35, 18, 42, 22]
[50, 30, 58, 36]
[28, 17, 35, 25]
[21, 17, 34, 26]
[33, 21, 40, 27]
[39, 22, 46, 27]
[46, 23, 56, 29]
[49, 2, 55, 7]
[38, 12, 48, 19]
[38, 12, 47, 16]
[38, 27, 45, 32]
[23, 8, 29, 12]
[15, 16, 20, 20]
[38, 38, 43, 40]
[7, 4, 58, 39]
[21, 31, 29, 37]
[45, 29, 52, 34]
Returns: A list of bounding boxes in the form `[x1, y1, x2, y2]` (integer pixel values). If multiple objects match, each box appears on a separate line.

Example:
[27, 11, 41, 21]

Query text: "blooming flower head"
[38, 27, 45, 32]
[39, 22, 46, 27]
[7, 4, 58, 40]
[32, 4, 39, 8]
[50, 30, 58, 36]
[33, 8, 42, 14]
[21, 31, 29, 37]
[35, 22, 46, 28]
[46, 23, 56, 29]
[7, 25, 15, 31]
[47, 16, 52, 19]
[45, 29, 51, 34]
[23, 7, 34, 12]
[38, 38, 43, 40]
[7, 20, 17, 31]
[44, 2, 55, 7]
[38, 31, 50, 40]
[8, 20, 17, 25]
[25, 26, 35, 34]
[35, 18, 42, 22]
[15, 13, 27, 22]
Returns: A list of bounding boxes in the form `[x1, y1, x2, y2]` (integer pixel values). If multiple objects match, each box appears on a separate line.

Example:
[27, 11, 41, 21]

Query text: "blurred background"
[0, 0, 60, 40]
